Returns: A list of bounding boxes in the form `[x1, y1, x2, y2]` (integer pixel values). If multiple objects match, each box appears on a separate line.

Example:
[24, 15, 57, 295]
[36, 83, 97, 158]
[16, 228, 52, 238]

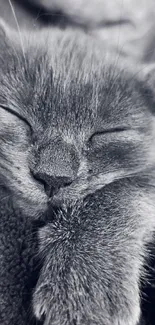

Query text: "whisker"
[8, 0, 26, 62]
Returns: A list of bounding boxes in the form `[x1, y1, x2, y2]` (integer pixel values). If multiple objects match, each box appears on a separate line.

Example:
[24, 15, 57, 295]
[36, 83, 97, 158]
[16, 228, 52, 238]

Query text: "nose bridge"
[40, 139, 79, 180]
[54, 141, 79, 179]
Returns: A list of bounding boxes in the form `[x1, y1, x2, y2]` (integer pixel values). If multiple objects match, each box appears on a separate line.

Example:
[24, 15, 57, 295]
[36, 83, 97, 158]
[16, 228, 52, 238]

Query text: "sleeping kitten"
[0, 22, 155, 325]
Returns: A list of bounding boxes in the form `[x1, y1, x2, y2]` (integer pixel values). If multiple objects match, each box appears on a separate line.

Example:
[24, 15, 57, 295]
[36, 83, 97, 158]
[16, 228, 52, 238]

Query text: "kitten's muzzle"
[32, 171, 73, 198]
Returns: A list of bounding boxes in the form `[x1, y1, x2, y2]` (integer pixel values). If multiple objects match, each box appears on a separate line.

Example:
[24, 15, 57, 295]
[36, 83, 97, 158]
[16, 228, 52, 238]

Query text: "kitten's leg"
[33, 179, 155, 325]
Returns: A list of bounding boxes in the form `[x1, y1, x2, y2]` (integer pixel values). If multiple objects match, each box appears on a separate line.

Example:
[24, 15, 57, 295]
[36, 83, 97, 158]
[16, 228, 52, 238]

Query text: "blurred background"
[0, 0, 155, 62]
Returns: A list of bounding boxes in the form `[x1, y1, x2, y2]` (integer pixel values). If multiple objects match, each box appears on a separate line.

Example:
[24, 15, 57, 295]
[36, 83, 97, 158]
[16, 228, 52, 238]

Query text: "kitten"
[0, 22, 155, 325]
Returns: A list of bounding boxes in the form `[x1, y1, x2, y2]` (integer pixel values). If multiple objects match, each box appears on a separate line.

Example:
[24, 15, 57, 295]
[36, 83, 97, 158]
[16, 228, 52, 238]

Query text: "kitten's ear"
[0, 19, 13, 50]
[0, 19, 9, 38]
[139, 63, 155, 83]
[0, 19, 17, 53]
[137, 63, 155, 113]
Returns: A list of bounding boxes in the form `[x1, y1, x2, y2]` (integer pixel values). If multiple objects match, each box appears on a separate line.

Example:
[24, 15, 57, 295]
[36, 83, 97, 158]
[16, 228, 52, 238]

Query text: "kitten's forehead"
[0, 29, 151, 137]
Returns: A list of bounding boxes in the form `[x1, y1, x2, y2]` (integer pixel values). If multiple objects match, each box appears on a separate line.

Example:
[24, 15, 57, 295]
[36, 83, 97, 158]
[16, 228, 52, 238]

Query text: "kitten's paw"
[113, 306, 140, 325]
[34, 300, 46, 321]
[33, 283, 50, 320]
[33, 282, 140, 325]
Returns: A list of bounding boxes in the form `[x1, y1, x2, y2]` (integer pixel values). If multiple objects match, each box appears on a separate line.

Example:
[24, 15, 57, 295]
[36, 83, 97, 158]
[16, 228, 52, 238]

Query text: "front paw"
[33, 280, 140, 325]
[33, 283, 50, 321]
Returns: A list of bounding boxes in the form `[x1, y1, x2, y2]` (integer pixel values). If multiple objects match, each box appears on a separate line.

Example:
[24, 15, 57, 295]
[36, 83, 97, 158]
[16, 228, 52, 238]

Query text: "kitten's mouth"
[49, 183, 82, 206]
[48, 177, 89, 207]
[46, 181, 73, 199]
[48, 173, 110, 207]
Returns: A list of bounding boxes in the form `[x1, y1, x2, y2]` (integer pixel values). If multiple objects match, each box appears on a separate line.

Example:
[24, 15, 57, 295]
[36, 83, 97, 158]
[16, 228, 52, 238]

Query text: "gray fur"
[0, 23, 155, 324]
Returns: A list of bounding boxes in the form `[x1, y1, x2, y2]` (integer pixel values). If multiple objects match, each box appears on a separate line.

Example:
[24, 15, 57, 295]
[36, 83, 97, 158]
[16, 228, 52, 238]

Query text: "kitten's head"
[0, 22, 155, 217]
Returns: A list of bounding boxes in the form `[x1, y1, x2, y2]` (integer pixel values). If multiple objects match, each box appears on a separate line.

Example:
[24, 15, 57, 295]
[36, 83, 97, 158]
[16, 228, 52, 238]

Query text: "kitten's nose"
[33, 171, 73, 197]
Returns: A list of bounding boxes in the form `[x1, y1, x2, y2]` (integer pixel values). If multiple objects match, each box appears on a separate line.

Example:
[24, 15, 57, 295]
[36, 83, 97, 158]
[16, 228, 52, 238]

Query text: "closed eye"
[89, 126, 130, 140]
[93, 126, 130, 136]
[88, 126, 132, 149]
[0, 104, 32, 131]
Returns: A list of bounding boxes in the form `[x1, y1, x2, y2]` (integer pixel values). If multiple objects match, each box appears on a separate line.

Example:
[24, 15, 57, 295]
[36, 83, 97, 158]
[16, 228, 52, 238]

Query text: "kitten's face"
[0, 26, 155, 217]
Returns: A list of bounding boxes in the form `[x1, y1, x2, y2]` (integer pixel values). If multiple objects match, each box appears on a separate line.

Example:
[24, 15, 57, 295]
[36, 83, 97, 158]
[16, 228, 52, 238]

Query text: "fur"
[0, 23, 155, 325]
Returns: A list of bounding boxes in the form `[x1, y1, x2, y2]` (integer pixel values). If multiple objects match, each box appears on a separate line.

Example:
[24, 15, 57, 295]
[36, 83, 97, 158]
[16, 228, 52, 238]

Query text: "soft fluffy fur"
[1, 24, 155, 325]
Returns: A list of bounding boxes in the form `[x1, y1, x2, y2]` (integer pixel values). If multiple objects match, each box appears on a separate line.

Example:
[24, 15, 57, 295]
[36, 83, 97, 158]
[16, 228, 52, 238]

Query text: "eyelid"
[0, 104, 32, 131]
[94, 127, 130, 135]
[89, 126, 130, 140]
